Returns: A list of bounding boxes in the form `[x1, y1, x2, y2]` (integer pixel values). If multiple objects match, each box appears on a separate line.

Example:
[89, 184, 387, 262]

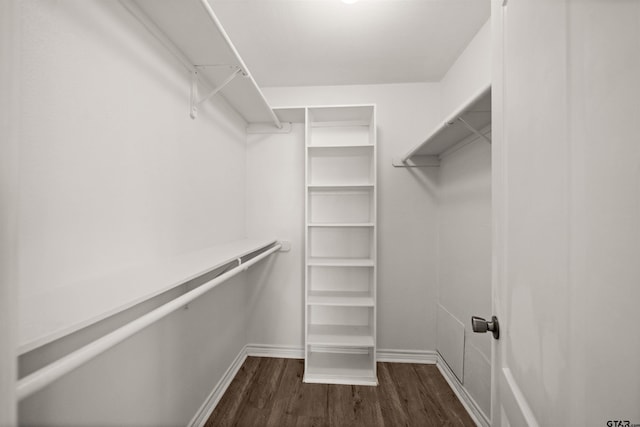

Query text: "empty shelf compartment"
[308, 126, 372, 147]
[305, 349, 376, 386]
[307, 324, 374, 347]
[308, 226, 373, 259]
[307, 146, 375, 186]
[308, 291, 374, 307]
[308, 186, 374, 224]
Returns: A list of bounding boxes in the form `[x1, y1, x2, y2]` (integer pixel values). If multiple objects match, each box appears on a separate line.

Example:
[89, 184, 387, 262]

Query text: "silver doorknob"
[471, 315, 500, 339]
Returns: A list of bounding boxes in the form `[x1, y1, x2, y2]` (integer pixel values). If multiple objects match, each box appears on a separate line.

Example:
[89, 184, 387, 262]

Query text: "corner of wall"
[439, 18, 492, 118]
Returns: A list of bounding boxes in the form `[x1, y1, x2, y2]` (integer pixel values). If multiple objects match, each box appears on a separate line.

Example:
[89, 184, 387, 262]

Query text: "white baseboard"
[244, 345, 439, 364]
[187, 347, 248, 427]
[189, 345, 489, 427]
[376, 348, 438, 364]
[245, 343, 304, 359]
[436, 352, 490, 427]
[188, 344, 301, 427]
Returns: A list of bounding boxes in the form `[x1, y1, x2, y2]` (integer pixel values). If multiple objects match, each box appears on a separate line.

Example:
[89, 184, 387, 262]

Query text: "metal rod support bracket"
[190, 66, 243, 119]
[457, 117, 492, 144]
[392, 155, 440, 168]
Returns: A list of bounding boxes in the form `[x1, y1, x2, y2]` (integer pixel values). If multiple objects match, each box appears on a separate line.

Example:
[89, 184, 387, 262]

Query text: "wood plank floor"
[205, 357, 476, 427]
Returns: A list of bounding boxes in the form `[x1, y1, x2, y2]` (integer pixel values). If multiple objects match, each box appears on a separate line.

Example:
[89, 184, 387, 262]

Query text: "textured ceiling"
[209, 0, 491, 87]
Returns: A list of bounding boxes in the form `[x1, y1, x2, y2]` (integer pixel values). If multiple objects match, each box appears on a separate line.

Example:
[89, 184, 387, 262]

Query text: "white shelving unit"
[120, 0, 281, 127]
[304, 105, 377, 386]
[394, 86, 491, 167]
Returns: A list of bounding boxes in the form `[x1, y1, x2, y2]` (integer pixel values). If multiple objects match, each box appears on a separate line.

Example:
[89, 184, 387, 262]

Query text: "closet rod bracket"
[457, 117, 492, 144]
[392, 155, 440, 168]
[190, 66, 243, 119]
[278, 240, 291, 252]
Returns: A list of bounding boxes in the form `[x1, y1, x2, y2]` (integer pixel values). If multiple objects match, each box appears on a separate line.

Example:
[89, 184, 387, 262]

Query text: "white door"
[0, 0, 19, 424]
[491, 1, 640, 426]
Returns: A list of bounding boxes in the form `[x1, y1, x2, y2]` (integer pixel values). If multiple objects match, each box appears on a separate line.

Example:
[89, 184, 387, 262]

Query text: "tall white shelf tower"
[304, 105, 377, 386]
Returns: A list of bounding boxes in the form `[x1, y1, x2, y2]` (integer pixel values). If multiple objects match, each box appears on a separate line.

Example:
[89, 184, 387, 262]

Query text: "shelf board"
[307, 144, 374, 149]
[401, 86, 491, 163]
[123, 0, 279, 126]
[308, 291, 374, 307]
[19, 238, 277, 354]
[310, 120, 371, 128]
[304, 351, 376, 386]
[307, 258, 375, 267]
[308, 223, 374, 228]
[308, 325, 374, 347]
[307, 184, 374, 191]
[307, 145, 373, 152]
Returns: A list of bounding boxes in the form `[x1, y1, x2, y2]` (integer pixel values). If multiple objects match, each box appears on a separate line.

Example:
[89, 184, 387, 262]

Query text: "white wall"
[19, 278, 248, 426]
[19, 0, 247, 299]
[438, 141, 492, 417]
[245, 125, 306, 348]
[18, 1, 249, 424]
[440, 19, 491, 118]
[434, 17, 492, 420]
[254, 83, 442, 352]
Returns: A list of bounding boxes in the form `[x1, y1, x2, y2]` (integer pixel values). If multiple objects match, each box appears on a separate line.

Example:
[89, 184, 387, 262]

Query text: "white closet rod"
[16, 243, 282, 401]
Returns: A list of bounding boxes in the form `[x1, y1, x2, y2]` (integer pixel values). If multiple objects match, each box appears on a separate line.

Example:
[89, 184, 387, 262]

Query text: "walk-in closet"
[2, 1, 639, 426]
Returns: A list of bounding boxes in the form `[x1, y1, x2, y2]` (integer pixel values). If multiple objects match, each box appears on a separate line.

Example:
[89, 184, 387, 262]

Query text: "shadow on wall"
[406, 165, 439, 200]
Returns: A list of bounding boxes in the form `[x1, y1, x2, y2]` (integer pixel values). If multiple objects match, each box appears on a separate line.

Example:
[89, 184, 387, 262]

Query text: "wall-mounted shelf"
[394, 86, 491, 167]
[120, 0, 281, 127]
[273, 107, 306, 124]
[19, 239, 278, 355]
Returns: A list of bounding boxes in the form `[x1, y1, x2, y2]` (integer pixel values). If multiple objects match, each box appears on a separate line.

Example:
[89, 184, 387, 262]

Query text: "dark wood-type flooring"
[205, 357, 476, 427]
